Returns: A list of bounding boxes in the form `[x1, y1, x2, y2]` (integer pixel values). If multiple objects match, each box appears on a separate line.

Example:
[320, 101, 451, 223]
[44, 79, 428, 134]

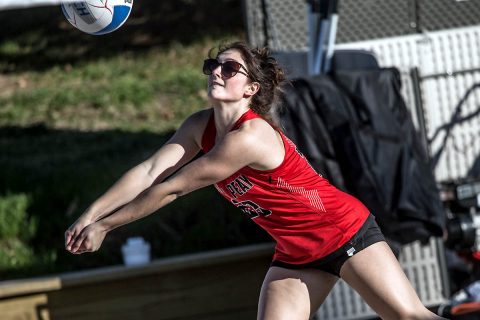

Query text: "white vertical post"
[307, 0, 340, 75]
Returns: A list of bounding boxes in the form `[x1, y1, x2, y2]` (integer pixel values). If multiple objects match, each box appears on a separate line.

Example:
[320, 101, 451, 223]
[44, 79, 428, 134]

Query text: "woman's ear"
[244, 82, 260, 97]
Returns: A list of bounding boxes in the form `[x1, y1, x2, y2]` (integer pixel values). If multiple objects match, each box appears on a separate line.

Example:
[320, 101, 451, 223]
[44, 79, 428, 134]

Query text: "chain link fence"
[244, 0, 480, 50]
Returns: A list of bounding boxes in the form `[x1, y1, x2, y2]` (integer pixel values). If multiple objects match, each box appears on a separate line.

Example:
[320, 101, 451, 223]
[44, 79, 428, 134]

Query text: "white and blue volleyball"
[61, 0, 133, 35]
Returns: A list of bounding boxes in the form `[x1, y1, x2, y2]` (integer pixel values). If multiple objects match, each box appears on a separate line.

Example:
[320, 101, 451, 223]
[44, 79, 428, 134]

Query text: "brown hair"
[210, 41, 286, 123]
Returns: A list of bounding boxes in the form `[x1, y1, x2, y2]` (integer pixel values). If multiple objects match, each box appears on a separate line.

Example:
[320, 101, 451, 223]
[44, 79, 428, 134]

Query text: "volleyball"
[61, 0, 133, 35]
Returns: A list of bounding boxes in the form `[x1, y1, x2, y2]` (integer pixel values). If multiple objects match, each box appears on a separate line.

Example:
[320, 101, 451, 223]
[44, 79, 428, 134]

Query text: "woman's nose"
[212, 64, 222, 77]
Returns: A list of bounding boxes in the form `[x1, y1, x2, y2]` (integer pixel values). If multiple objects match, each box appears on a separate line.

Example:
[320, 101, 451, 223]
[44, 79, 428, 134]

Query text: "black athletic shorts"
[271, 214, 385, 277]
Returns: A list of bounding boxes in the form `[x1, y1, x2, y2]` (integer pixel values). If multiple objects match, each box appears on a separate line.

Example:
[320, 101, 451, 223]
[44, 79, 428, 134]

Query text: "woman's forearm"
[65, 181, 179, 254]
[85, 141, 198, 222]
[97, 182, 179, 232]
[85, 163, 155, 222]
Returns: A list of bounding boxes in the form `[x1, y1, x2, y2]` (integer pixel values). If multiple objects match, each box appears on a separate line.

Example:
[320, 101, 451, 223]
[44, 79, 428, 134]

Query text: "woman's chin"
[207, 92, 224, 102]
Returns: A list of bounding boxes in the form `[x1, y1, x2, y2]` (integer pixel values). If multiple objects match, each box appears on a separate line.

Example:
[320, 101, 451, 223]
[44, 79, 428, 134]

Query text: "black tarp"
[279, 68, 445, 244]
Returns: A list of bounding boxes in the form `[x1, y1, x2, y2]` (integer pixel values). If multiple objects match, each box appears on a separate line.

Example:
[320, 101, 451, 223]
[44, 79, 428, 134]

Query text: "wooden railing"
[0, 243, 274, 320]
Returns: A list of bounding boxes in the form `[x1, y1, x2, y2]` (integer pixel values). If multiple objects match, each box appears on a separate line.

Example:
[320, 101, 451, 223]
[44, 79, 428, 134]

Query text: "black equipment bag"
[279, 68, 445, 244]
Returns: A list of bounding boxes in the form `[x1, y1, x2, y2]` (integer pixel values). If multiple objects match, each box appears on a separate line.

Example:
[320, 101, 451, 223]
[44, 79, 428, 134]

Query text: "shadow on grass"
[0, 0, 245, 73]
[0, 124, 268, 279]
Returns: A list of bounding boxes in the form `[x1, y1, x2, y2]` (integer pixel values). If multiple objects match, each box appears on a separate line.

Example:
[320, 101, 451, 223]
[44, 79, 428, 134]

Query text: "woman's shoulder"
[234, 117, 282, 151]
[237, 115, 276, 137]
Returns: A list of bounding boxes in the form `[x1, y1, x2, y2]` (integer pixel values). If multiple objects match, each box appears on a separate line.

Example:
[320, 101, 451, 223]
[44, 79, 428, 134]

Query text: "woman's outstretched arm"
[65, 110, 208, 252]
[65, 124, 268, 254]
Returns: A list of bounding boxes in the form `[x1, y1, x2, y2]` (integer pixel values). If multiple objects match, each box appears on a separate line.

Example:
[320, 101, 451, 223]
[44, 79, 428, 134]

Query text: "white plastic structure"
[121, 237, 151, 266]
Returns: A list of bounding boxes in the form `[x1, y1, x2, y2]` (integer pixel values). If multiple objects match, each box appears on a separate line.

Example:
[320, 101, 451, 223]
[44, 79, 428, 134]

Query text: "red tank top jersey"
[201, 109, 370, 264]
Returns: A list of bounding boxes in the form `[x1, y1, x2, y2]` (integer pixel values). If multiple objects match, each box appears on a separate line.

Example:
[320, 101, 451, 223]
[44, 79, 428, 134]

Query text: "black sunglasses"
[203, 58, 250, 79]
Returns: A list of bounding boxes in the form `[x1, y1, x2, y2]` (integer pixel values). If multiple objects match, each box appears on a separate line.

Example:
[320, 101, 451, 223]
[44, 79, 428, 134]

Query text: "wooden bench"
[0, 243, 274, 320]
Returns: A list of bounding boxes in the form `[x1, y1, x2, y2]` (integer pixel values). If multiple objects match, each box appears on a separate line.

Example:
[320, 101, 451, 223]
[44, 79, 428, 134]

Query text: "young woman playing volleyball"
[65, 41, 445, 320]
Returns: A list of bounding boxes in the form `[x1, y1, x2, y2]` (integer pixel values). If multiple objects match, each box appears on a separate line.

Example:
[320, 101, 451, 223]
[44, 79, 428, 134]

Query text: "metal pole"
[322, 0, 339, 73]
[307, 0, 340, 75]
[410, 66, 431, 156]
[307, 0, 321, 75]
[0, 0, 81, 10]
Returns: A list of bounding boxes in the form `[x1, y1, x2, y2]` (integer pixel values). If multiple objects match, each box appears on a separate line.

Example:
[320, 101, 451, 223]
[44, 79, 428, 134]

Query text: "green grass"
[0, 41, 217, 132]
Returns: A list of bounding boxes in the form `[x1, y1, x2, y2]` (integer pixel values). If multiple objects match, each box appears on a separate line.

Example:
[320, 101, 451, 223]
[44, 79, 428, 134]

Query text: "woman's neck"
[212, 101, 250, 138]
